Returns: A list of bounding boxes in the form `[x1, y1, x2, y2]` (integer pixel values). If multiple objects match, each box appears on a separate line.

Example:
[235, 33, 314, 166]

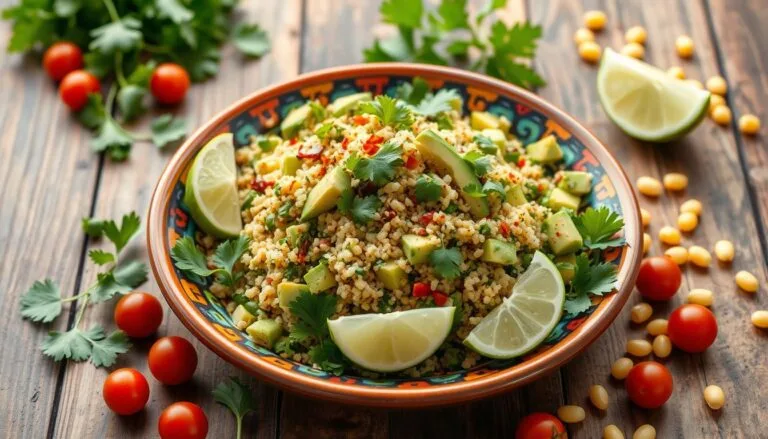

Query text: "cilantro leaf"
[20, 279, 63, 323]
[102, 211, 141, 253]
[90, 260, 148, 302]
[232, 23, 271, 58]
[463, 151, 492, 177]
[82, 217, 107, 238]
[88, 249, 115, 265]
[436, 0, 469, 30]
[473, 134, 498, 154]
[415, 174, 443, 202]
[380, 0, 423, 28]
[171, 236, 216, 283]
[156, 0, 193, 24]
[429, 247, 463, 280]
[91, 117, 133, 161]
[337, 188, 354, 214]
[42, 328, 92, 362]
[358, 95, 413, 130]
[573, 206, 626, 249]
[213, 377, 257, 436]
[117, 85, 147, 122]
[566, 254, 619, 315]
[462, 183, 486, 199]
[308, 340, 346, 376]
[394, 77, 429, 105]
[151, 114, 187, 148]
[350, 140, 404, 185]
[413, 89, 462, 117]
[89, 18, 143, 55]
[482, 180, 506, 198]
[476, 0, 507, 24]
[564, 292, 592, 315]
[212, 236, 250, 286]
[289, 291, 337, 341]
[87, 328, 131, 367]
[349, 195, 382, 225]
[78, 95, 107, 130]
[485, 21, 546, 89]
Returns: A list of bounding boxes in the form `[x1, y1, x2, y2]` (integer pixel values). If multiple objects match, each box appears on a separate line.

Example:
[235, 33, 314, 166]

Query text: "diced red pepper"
[265, 277, 273, 285]
[316, 166, 327, 178]
[538, 182, 545, 192]
[419, 212, 434, 226]
[517, 157, 526, 167]
[297, 143, 323, 160]
[404, 153, 419, 170]
[362, 135, 384, 155]
[320, 155, 331, 167]
[289, 137, 298, 145]
[250, 178, 275, 193]
[417, 228, 428, 236]
[412, 282, 431, 297]
[499, 221, 511, 238]
[340, 137, 349, 150]
[432, 291, 448, 306]
[352, 115, 368, 126]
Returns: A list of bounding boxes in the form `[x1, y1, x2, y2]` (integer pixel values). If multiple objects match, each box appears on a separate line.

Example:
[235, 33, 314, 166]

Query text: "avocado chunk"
[376, 262, 406, 290]
[526, 135, 563, 164]
[545, 211, 584, 255]
[547, 187, 581, 212]
[246, 319, 283, 348]
[303, 263, 337, 293]
[449, 95, 463, 111]
[498, 115, 512, 133]
[481, 128, 506, 148]
[470, 111, 500, 130]
[281, 155, 302, 176]
[414, 130, 490, 219]
[401, 234, 439, 265]
[555, 254, 577, 284]
[232, 304, 256, 326]
[558, 171, 593, 195]
[255, 135, 282, 154]
[505, 184, 527, 206]
[280, 103, 312, 139]
[329, 92, 372, 116]
[299, 166, 351, 221]
[286, 223, 309, 247]
[277, 281, 310, 310]
[481, 239, 518, 265]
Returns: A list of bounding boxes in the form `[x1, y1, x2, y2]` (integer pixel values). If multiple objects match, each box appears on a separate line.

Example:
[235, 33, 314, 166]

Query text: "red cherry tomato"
[114, 292, 164, 338]
[625, 361, 674, 408]
[635, 256, 682, 301]
[150, 63, 190, 105]
[59, 70, 100, 111]
[102, 368, 150, 415]
[148, 336, 198, 385]
[43, 42, 84, 81]
[515, 412, 568, 439]
[158, 402, 208, 439]
[667, 304, 718, 353]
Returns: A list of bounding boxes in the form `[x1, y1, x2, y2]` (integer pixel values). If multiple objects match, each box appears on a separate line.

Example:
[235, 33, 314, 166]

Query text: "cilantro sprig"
[572, 206, 626, 250]
[564, 254, 619, 315]
[348, 140, 405, 186]
[358, 95, 414, 130]
[213, 377, 257, 439]
[364, 0, 545, 89]
[288, 291, 347, 375]
[429, 246, 463, 280]
[171, 235, 251, 287]
[338, 189, 382, 225]
[19, 212, 148, 367]
[415, 174, 444, 202]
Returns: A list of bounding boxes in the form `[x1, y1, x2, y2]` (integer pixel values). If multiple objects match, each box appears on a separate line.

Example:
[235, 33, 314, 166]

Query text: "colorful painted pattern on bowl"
[164, 73, 623, 388]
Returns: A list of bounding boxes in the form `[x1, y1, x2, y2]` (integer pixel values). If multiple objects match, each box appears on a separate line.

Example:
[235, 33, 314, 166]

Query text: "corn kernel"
[680, 199, 702, 215]
[646, 318, 668, 336]
[630, 302, 653, 324]
[643, 233, 651, 254]
[667, 66, 686, 79]
[711, 105, 732, 126]
[688, 245, 712, 267]
[703, 385, 725, 410]
[636, 176, 662, 196]
[708, 94, 726, 114]
[652, 335, 672, 358]
[713, 240, 735, 262]
[640, 208, 651, 228]
[687, 288, 714, 306]
[735, 270, 759, 293]
[685, 79, 704, 89]
[659, 226, 682, 245]
[626, 339, 652, 357]
[604, 425, 625, 439]
[574, 28, 595, 44]
[633, 424, 656, 439]
[705, 76, 727, 95]
[611, 357, 634, 379]
[589, 384, 609, 410]
[663, 172, 688, 191]
[751, 310, 768, 328]
[625, 26, 647, 44]
[676, 35, 694, 58]
[677, 212, 698, 232]
[621, 42, 645, 59]
[557, 405, 586, 423]
[579, 41, 602, 63]
[738, 114, 761, 135]
[664, 246, 688, 264]
[584, 10, 607, 31]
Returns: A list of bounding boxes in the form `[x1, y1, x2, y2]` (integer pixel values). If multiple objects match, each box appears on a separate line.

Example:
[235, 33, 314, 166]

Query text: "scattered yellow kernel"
[643, 233, 651, 254]
[574, 28, 595, 45]
[604, 424, 625, 439]
[633, 424, 656, 439]
[708, 94, 726, 114]
[703, 385, 725, 410]
[711, 105, 732, 126]
[636, 176, 662, 196]
[677, 212, 698, 232]
[579, 41, 602, 63]
[631, 302, 653, 324]
[738, 114, 761, 135]
[652, 335, 672, 358]
[557, 405, 586, 423]
[663, 172, 688, 191]
[664, 246, 688, 264]
[626, 339, 652, 357]
[680, 199, 702, 215]
[624, 26, 647, 44]
[735, 270, 759, 293]
[611, 357, 634, 379]
[667, 66, 686, 79]
[589, 384, 609, 410]
[621, 42, 645, 59]
[584, 10, 607, 31]
[687, 288, 714, 306]
[646, 318, 668, 336]
[685, 79, 704, 89]
[641, 208, 651, 228]
[751, 310, 768, 329]
[688, 245, 712, 267]
[713, 240, 735, 262]
[705, 76, 727, 95]
[659, 226, 682, 245]
[676, 35, 694, 58]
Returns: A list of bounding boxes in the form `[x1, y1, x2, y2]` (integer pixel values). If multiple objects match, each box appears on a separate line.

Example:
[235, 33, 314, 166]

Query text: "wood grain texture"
[529, 0, 768, 437]
[48, 2, 301, 438]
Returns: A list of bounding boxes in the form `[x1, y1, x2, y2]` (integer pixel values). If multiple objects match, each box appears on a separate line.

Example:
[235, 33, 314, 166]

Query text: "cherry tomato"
[625, 361, 673, 408]
[59, 70, 100, 111]
[158, 402, 208, 439]
[635, 256, 682, 301]
[102, 368, 150, 415]
[43, 42, 84, 81]
[150, 63, 190, 105]
[148, 336, 198, 385]
[114, 292, 164, 338]
[667, 304, 718, 353]
[515, 412, 568, 439]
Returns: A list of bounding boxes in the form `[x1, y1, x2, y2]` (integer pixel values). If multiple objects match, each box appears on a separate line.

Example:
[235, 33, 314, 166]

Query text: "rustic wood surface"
[1, 0, 766, 438]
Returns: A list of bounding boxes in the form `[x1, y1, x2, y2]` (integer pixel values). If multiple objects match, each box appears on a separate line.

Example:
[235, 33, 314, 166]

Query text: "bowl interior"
[151, 64, 640, 402]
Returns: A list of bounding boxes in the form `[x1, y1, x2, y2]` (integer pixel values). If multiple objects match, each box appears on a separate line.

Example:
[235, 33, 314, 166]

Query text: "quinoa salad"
[173, 79, 625, 377]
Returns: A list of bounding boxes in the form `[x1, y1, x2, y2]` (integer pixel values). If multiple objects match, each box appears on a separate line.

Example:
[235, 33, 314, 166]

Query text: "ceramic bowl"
[147, 63, 642, 407]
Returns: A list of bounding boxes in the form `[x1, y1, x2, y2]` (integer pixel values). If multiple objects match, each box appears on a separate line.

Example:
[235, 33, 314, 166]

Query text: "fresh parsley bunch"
[19, 212, 148, 367]
[364, 0, 545, 89]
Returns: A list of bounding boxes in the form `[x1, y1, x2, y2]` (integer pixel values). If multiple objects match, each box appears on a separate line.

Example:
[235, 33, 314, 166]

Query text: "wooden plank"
[0, 2, 101, 436]
[49, 2, 302, 438]
[529, 0, 768, 437]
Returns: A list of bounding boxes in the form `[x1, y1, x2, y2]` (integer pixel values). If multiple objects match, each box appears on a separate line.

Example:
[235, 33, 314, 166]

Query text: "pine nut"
[687, 288, 714, 306]
[663, 172, 688, 191]
[713, 240, 735, 262]
[680, 199, 702, 216]
[664, 246, 688, 264]
[604, 425, 625, 439]
[646, 319, 668, 336]
[631, 302, 653, 323]
[703, 385, 725, 410]
[574, 28, 595, 44]
[705, 76, 727, 95]
[557, 405, 586, 423]
[739, 114, 761, 135]
[643, 233, 651, 254]
[751, 310, 768, 328]
[611, 357, 634, 379]
[659, 226, 682, 245]
[589, 384, 609, 410]
[636, 176, 662, 196]
[688, 245, 712, 267]
[677, 212, 698, 232]
[579, 41, 602, 63]
[640, 208, 651, 228]
[633, 424, 656, 439]
[624, 26, 647, 44]
[626, 339, 652, 357]
[652, 335, 672, 358]
[584, 10, 607, 31]
[735, 270, 759, 293]
[675, 35, 694, 58]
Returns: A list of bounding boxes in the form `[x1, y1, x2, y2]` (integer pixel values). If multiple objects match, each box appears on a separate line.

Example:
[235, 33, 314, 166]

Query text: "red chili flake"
[352, 115, 368, 126]
[250, 178, 275, 193]
[297, 143, 323, 160]
[297, 240, 309, 264]
[316, 166, 327, 178]
[412, 282, 431, 297]
[362, 135, 384, 155]
[432, 291, 448, 306]
[417, 228, 428, 236]
[499, 221, 511, 238]
[340, 137, 350, 150]
[404, 153, 419, 170]
[538, 183, 545, 192]
[419, 212, 434, 226]
[517, 157, 526, 167]
[320, 155, 331, 167]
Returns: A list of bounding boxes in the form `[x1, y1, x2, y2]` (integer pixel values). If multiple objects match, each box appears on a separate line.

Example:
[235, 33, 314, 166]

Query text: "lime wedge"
[328, 307, 455, 373]
[183, 133, 242, 238]
[464, 251, 565, 359]
[597, 48, 710, 142]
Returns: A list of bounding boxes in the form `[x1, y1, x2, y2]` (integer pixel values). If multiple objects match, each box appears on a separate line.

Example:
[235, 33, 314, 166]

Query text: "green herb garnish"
[414, 174, 443, 202]
[564, 254, 619, 315]
[573, 206, 626, 250]
[213, 377, 257, 439]
[288, 291, 347, 375]
[429, 247, 463, 280]
[171, 235, 251, 287]
[338, 189, 382, 225]
[349, 140, 404, 185]
[358, 95, 414, 130]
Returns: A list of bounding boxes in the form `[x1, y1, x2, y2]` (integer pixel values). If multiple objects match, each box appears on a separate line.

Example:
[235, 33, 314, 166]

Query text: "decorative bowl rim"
[147, 62, 643, 407]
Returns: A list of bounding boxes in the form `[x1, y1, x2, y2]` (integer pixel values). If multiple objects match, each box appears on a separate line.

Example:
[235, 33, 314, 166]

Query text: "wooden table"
[2, 0, 766, 437]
